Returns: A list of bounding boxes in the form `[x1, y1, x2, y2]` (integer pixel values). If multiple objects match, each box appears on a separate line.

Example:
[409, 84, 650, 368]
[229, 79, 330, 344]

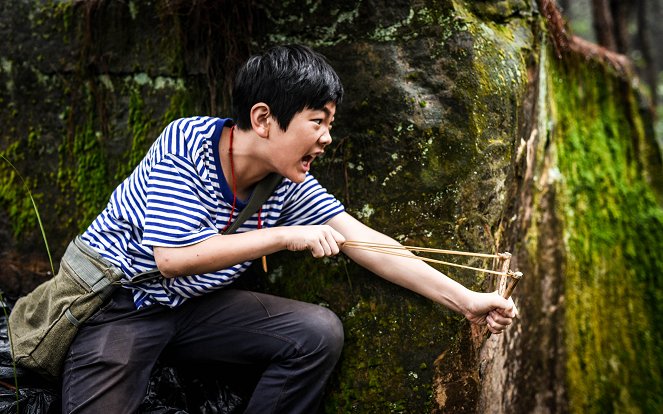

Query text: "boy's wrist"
[450, 286, 475, 318]
[265, 226, 289, 251]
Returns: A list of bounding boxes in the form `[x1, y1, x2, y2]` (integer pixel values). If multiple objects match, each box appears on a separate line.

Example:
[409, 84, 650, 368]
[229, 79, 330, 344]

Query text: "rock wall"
[1, 0, 662, 412]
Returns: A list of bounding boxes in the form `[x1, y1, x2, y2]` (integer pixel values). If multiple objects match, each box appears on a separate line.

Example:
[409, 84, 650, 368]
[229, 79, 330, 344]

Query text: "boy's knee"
[304, 306, 344, 358]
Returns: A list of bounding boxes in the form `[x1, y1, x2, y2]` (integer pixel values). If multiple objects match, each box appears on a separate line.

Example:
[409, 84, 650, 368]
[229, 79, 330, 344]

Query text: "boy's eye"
[313, 119, 322, 125]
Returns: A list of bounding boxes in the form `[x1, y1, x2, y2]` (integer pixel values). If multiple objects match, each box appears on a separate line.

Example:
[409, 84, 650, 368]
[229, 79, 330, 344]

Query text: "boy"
[63, 44, 516, 413]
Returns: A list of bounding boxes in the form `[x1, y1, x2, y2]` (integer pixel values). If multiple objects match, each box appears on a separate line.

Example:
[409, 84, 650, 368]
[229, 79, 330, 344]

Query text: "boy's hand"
[284, 225, 346, 258]
[464, 291, 518, 334]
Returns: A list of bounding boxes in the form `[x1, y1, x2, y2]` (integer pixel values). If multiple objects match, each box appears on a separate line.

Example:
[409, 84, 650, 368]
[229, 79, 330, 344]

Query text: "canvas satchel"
[8, 236, 124, 378]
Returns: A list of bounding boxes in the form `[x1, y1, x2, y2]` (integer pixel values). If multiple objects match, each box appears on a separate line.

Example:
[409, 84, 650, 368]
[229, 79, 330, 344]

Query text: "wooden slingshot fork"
[342, 241, 523, 299]
[494, 252, 523, 299]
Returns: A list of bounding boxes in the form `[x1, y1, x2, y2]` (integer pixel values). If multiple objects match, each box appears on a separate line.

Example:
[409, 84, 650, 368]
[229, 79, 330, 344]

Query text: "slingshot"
[342, 241, 523, 299]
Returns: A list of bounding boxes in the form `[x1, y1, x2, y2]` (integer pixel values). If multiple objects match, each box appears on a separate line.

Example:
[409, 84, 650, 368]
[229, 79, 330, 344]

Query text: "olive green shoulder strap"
[223, 173, 283, 235]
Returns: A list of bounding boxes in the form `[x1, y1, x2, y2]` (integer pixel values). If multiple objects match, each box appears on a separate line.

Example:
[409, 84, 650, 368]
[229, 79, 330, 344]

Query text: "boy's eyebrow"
[321, 107, 335, 122]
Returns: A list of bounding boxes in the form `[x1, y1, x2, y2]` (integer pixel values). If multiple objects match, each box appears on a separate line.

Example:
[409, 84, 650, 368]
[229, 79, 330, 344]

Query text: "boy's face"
[270, 101, 336, 183]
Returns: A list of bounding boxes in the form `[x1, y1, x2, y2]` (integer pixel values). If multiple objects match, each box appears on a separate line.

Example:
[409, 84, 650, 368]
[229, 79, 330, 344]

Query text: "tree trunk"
[636, 0, 658, 107]
[610, 0, 635, 53]
[591, 0, 618, 50]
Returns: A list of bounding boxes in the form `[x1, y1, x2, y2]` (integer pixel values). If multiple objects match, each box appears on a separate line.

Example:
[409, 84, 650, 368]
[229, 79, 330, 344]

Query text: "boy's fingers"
[486, 314, 507, 334]
[331, 227, 346, 244]
[324, 232, 341, 255]
[309, 227, 343, 258]
[310, 236, 329, 258]
[310, 243, 323, 258]
[503, 297, 518, 318]
[320, 226, 343, 256]
[488, 310, 512, 327]
[493, 293, 518, 318]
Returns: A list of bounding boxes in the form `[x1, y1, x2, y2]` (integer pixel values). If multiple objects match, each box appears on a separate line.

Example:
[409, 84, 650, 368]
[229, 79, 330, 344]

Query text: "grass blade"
[0, 154, 55, 276]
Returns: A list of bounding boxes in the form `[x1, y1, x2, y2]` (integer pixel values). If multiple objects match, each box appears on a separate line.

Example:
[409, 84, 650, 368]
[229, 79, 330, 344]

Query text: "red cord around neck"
[221, 125, 263, 233]
[222, 124, 267, 272]
[221, 126, 238, 232]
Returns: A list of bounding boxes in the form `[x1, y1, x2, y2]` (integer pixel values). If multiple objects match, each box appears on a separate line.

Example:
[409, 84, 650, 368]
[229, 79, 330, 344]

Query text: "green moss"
[162, 90, 196, 126]
[56, 98, 113, 232]
[329, 292, 466, 413]
[115, 88, 155, 181]
[39, 0, 75, 41]
[550, 53, 663, 413]
[452, 1, 531, 141]
[0, 140, 41, 237]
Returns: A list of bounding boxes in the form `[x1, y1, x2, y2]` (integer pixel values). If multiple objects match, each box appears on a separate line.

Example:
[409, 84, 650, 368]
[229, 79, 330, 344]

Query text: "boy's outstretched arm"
[327, 212, 517, 334]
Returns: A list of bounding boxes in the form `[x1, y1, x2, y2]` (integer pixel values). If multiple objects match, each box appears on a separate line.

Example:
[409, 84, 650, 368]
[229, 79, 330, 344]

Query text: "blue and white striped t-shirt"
[81, 116, 344, 308]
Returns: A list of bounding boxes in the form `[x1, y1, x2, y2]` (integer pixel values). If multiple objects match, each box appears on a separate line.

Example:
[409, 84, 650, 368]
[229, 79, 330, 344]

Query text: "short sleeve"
[277, 174, 344, 226]
[142, 154, 218, 247]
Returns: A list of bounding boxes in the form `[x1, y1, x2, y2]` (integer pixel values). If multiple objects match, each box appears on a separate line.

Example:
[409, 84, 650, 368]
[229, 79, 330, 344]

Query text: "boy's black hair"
[232, 44, 344, 131]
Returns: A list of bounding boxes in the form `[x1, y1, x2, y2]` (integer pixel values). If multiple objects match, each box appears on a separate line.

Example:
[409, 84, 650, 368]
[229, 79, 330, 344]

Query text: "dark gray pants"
[61, 287, 344, 413]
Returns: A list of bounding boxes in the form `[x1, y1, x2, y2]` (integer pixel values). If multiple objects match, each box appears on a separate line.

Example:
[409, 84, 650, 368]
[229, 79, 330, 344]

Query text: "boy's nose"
[319, 131, 332, 146]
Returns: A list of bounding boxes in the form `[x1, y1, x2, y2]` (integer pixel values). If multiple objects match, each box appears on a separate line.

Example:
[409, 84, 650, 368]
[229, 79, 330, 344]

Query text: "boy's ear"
[250, 103, 272, 138]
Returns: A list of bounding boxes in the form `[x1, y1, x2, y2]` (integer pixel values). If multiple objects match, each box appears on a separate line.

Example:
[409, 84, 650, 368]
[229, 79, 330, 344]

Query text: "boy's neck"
[219, 125, 270, 200]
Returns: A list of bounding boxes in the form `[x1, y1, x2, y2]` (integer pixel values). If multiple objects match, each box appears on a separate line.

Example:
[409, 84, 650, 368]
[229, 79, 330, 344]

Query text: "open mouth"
[301, 154, 315, 170]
